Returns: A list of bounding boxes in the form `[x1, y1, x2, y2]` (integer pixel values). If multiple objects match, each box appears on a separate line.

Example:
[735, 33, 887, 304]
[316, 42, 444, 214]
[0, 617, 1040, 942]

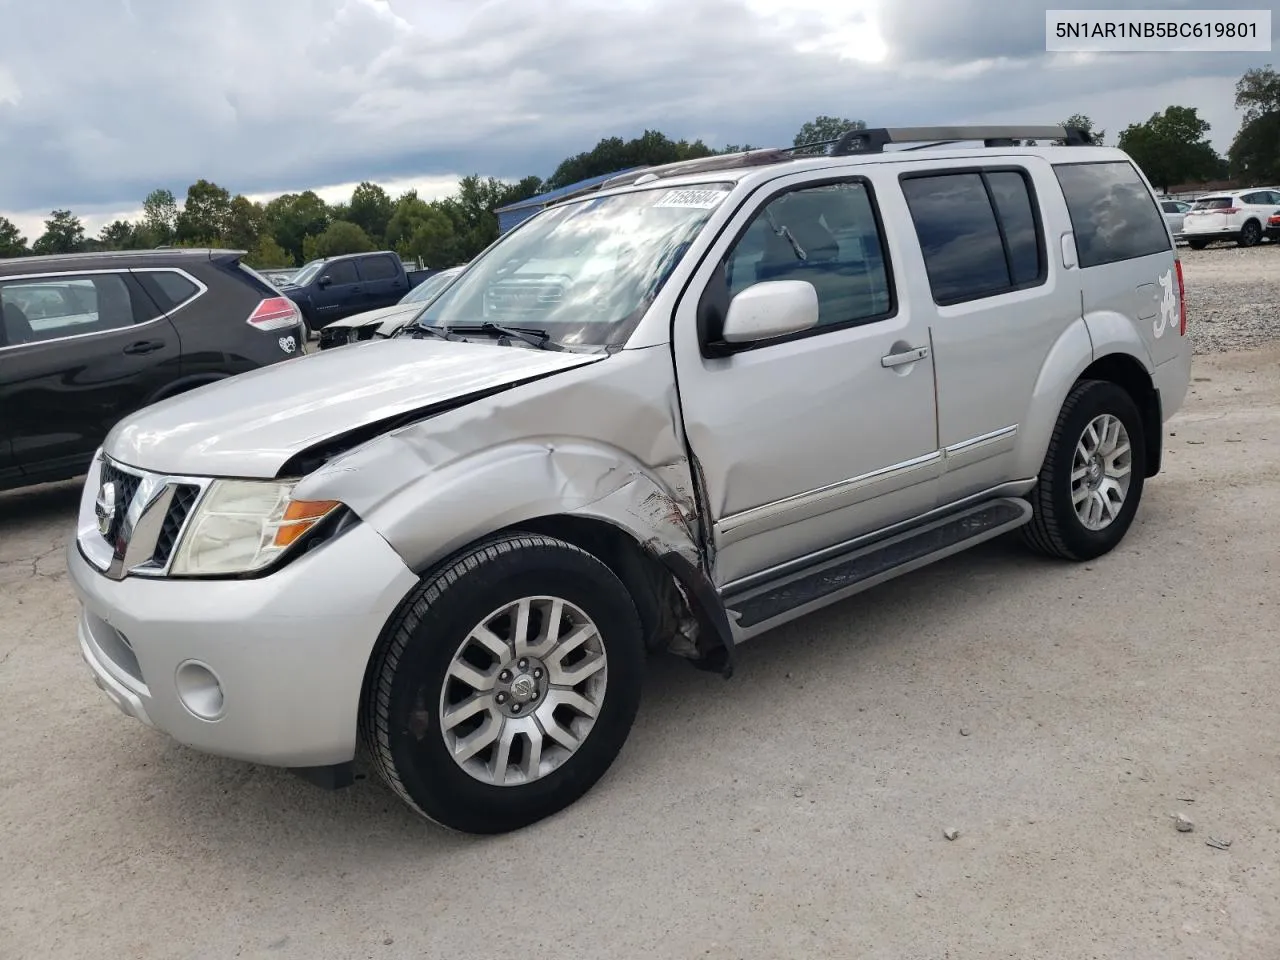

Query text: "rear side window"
[138, 269, 201, 313]
[325, 261, 359, 285]
[0, 273, 139, 346]
[1055, 161, 1171, 268]
[358, 255, 398, 281]
[1161, 201, 1181, 213]
[900, 168, 1045, 305]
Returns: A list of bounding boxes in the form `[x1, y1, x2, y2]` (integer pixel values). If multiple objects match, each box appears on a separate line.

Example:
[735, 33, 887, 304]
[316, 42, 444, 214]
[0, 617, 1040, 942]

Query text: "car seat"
[1, 302, 33, 346]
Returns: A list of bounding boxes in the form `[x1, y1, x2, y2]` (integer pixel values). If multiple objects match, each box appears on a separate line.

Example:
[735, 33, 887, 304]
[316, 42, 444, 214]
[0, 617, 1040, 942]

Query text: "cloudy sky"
[0, 0, 1274, 240]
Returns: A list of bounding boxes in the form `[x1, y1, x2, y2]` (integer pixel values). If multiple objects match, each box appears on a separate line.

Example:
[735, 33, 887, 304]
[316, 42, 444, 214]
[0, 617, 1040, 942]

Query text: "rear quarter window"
[1054, 161, 1171, 268]
[139, 269, 202, 312]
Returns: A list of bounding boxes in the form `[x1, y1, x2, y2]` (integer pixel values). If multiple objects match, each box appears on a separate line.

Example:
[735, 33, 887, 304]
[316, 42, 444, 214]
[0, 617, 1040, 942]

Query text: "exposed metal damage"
[291, 343, 735, 676]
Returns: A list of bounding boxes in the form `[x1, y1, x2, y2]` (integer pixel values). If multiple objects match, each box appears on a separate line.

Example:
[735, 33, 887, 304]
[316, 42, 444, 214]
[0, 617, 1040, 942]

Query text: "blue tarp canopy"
[494, 168, 645, 234]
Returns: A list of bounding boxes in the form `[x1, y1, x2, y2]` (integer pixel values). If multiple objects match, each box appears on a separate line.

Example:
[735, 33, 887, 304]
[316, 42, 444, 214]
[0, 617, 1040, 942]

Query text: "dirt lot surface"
[2, 297, 1278, 959]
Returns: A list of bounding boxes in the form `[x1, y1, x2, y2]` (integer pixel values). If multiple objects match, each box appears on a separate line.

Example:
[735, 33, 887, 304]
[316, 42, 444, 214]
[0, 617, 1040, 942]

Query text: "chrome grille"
[82, 456, 209, 580]
[150, 483, 201, 567]
[98, 461, 141, 545]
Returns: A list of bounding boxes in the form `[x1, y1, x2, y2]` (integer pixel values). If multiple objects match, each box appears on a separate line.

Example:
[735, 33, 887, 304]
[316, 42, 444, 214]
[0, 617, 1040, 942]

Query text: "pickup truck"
[279, 251, 432, 335]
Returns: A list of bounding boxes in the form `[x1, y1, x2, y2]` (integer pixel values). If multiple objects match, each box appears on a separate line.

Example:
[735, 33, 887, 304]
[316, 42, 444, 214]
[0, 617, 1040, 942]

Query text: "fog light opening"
[175, 660, 225, 721]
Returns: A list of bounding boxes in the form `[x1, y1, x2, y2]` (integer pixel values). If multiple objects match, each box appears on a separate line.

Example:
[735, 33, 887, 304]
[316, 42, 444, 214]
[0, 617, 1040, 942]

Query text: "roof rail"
[545, 149, 794, 207]
[831, 125, 1088, 155]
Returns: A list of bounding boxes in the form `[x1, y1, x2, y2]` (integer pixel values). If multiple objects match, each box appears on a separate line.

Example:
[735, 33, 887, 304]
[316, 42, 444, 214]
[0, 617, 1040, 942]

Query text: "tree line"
[2, 66, 1278, 266]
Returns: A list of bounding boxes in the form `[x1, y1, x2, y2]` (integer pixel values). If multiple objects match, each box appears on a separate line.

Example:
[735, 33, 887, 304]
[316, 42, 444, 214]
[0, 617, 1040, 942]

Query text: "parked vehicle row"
[1, 249, 303, 493]
[278, 251, 435, 336]
[318, 265, 466, 350]
[66, 124, 1192, 834]
[1176, 188, 1280, 248]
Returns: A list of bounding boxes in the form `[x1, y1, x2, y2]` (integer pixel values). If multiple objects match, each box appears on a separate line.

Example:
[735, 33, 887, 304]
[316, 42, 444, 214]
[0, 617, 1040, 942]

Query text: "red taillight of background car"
[1269, 214, 1280, 226]
[1175, 258, 1187, 336]
[247, 297, 302, 331]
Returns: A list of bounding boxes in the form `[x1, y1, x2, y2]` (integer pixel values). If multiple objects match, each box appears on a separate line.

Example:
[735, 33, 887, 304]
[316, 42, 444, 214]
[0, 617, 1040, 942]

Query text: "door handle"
[122, 339, 165, 356]
[881, 345, 929, 368]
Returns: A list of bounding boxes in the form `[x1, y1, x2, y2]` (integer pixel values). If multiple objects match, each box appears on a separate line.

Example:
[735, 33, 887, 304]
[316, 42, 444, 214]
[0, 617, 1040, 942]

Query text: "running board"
[722, 497, 1032, 639]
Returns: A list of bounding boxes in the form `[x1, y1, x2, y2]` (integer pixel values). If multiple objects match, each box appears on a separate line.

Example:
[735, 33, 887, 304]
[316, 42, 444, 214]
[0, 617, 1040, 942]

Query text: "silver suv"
[67, 125, 1192, 834]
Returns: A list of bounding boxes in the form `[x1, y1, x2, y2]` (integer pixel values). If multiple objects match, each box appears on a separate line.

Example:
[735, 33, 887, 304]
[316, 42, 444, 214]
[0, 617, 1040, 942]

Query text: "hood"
[326, 301, 420, 331]
[104, 338, 605, 478]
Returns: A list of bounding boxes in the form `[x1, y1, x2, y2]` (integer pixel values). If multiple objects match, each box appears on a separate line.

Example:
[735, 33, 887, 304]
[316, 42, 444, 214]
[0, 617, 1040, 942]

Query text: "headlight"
[170, 480, 342, 576]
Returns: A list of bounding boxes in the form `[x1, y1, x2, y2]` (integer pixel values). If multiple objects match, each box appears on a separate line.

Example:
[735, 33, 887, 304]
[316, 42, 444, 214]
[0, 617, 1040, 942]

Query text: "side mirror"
[721, 280, 819, 344]
[317, 275, 332, 288]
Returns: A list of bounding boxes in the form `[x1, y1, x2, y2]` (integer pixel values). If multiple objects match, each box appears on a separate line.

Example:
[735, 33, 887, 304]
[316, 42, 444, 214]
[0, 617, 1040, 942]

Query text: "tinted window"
[987, 171, 1042, 286]
[147, 270, 200, 311]
[723, 180, 892, 327]
[0, 274, 137, 346]
[1240, 192, 1266, 205]
[358, 256, 398, 281]
[1161, 201, 1181, 213]
[325, 261, 358, 285]
[1054, 161, 1171, 268]
[902, 173, 1010, 303]
[1191, 197, 1233, 210]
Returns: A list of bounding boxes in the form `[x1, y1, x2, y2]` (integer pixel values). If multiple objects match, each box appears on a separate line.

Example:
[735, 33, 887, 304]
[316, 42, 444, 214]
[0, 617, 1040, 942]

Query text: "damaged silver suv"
[68, 126, 1192, 833]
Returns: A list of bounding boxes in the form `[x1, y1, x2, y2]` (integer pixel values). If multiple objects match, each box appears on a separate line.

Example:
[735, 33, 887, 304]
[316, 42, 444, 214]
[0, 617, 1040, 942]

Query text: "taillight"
[1174, 258, 1187, 336]
[247, 296, 301, 331]
[1220, 207, 1240, 214]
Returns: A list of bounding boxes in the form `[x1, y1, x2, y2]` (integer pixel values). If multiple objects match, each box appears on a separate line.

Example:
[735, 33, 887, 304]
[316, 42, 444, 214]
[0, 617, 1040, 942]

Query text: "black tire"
[1187, 238, 1209, 250]
[361, 533, 645, 834]
[1238, 220, 1262, 247]
[1023, 379, 1147, 562]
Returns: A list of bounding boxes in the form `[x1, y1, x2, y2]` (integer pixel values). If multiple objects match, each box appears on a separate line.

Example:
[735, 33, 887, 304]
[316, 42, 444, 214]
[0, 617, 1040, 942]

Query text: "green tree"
[792, 116, 865, 154]
[243, 235, 293, 269]
[224, 195, 266, 250]
[263, 191, 330, 264]
[32, 210, 86, 255]
[301, 220, 376, 261]
[1229, 65, 1280, 185]
[142, 188, 178, 244]
[98, 220, 137, 250]
[1059, 114, 1105, 145]
[176, 179, 233, 244]
[0, 216, 29, 257]
[1117, 106, 1220, 193]
[348, 181, 394, 242]
[544, 130, 719, 190]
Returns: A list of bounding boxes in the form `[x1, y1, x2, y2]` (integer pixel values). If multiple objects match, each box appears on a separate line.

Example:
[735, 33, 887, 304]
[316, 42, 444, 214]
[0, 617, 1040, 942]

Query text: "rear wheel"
[1238, 220, 1262, 247]
[1023, 380, 1146, 562]
[362, 533, 645, 834]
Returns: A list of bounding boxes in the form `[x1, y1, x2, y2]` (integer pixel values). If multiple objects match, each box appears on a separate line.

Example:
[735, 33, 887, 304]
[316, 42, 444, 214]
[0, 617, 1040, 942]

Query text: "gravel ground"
[1, 273, 1278, 959]
[1179, 242, 1280, 354]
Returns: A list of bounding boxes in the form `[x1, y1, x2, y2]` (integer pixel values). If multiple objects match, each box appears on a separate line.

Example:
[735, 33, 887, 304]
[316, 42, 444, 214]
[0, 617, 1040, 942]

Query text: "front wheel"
[1187, 238, 1209, 250]
[361, 533, 645, 834]
[1023, 380, 1146, 561]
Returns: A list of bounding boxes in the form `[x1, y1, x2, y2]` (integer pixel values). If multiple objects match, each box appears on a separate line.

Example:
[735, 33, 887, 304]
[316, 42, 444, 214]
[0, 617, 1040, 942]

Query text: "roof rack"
[830, 125, 1088, 155]
[541, 125, 1090, 209]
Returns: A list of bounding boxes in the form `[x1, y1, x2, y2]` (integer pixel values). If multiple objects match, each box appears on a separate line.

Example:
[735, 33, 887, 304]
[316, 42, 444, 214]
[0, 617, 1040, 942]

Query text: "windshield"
[291, 260, 325, 285]
[401, 268, 462, 304]
[415, 183, 733, 349]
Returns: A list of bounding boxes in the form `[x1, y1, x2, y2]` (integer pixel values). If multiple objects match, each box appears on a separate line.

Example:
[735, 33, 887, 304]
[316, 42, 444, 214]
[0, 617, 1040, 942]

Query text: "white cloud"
[0, 0, 1273, 237]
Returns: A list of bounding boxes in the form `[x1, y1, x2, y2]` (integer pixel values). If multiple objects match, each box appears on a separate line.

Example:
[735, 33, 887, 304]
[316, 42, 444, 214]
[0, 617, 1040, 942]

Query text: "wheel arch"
[1079, 352, 1162, 477]
[143, 374, 228, 407]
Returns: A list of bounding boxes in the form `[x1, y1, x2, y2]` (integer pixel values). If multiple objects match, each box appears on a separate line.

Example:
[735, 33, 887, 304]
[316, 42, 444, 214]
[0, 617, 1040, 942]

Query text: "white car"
[1159, 199, 1191, 240]
[1181, 189, 1280, 248]
[317, 265, 466, 350]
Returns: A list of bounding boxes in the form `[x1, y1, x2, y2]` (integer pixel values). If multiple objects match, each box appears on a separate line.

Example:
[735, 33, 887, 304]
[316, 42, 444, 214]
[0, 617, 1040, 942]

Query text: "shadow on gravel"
[0, 478, 83, 530]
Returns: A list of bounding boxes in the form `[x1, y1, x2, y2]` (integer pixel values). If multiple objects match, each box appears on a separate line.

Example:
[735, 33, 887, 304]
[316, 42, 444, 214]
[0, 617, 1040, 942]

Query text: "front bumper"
[68, 520, 419, 768]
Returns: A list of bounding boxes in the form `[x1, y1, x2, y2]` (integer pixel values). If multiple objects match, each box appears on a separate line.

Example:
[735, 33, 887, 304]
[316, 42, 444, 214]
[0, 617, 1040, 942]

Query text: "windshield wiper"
[451, 322, 563, 351]
[406, 323, 467, 342]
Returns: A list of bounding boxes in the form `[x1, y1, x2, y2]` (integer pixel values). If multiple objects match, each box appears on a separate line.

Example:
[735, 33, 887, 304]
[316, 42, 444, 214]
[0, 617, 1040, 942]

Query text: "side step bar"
[723, 497, 1033, 640]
